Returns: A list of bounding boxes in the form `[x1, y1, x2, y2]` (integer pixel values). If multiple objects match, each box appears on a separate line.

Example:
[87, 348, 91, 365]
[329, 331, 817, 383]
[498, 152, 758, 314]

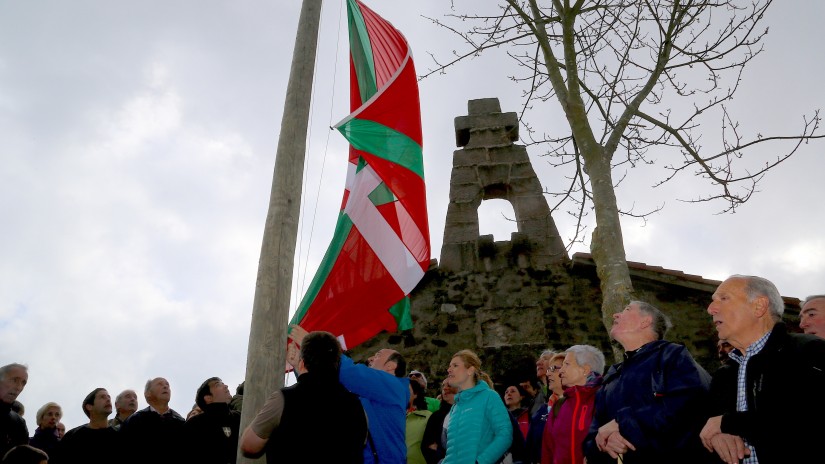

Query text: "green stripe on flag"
[389, 296, 413, 331]
[368, 182, 395, 206]
[347, 0, 377, 103]
[290, 213, 354, 324]
[338, 118, 425, 179]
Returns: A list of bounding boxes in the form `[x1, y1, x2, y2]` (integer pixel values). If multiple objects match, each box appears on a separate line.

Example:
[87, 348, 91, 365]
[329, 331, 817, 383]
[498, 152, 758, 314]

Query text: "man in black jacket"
[52, 388, 120, 464]
[120, 377, 185, 464]
[0, 363, 29, 458]
[701, 275, 825, 464]
[184, 377, 241, 464]
[240, 331, 368, 463]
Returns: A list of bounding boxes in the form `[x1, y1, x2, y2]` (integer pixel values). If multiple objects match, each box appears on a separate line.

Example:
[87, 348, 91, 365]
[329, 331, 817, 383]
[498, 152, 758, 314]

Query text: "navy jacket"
[583, 340, 712, 464]
[0, 403, 28, 458]
[710, 323, 825, 463]
[120, 406, 185, 464]
[183, 402, 241, 464]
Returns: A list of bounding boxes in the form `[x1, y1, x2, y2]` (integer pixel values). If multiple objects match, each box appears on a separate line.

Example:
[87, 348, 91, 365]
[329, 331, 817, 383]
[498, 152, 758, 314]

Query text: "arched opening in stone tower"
[478, 198, 518, 241]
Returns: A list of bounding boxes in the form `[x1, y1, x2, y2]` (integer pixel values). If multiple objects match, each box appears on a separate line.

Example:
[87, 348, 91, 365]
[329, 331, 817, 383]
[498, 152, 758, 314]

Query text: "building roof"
[571, 252, 802, 310]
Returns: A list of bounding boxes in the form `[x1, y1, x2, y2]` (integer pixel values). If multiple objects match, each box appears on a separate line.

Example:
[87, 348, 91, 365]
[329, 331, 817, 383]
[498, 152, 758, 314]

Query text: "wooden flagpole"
[237, 0, 323, 462]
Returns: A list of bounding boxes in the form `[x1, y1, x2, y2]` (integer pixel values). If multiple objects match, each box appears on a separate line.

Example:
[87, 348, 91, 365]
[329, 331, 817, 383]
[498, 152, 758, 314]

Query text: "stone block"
[448, 183, 482, 203]
[443, 222, 480, 244]
[450, 166, 478, 184]
[440, 303, 458, 314]
[445, 202, 482, 225]
[512, 196, 551, 221]
[509, 176, 545, 196]
[509, 161, 539, 179]
[468, 98, 502, 114]
[477, 306, 546, 347]
[477, 163, 511, 187]
[453, 148, 489, 168]
[464, 128, 517, 149]
[489, 147, 530, 165]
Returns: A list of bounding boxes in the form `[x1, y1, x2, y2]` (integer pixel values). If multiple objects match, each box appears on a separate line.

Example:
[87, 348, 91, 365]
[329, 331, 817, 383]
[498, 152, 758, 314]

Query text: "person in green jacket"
[443, 350, 512, 464]
[406, 379, 432, 464]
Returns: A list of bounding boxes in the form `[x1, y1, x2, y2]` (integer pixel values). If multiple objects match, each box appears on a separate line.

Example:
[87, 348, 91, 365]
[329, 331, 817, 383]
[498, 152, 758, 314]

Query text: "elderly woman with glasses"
[526, 352, 567, 463]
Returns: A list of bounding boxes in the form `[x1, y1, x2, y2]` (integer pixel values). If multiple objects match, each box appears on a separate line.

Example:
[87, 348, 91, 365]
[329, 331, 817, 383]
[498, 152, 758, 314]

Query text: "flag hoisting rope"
[290, 0, 429, 350]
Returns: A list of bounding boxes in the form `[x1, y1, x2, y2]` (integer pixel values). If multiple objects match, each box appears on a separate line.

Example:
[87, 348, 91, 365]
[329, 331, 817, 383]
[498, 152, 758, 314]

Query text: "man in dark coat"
[184, 377, 241, 464]
[120, 377, 185, 464]
[701, 275, 825, 464]
[583, 301, 712, 464]
[52, 388, 120, 464]
[0, 363, 29, 458]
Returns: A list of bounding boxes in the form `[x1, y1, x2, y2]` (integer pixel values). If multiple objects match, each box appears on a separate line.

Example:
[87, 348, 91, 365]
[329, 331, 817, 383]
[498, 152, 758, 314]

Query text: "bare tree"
[424, 0, 822, 356]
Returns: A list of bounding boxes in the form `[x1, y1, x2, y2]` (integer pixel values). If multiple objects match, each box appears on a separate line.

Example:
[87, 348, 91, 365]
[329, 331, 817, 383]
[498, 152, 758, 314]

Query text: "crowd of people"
[1, 274, 824, 464]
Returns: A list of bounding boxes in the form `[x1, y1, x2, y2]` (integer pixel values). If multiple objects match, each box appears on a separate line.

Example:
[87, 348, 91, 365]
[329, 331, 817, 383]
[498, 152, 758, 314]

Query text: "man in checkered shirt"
[701, 275, 825, 463]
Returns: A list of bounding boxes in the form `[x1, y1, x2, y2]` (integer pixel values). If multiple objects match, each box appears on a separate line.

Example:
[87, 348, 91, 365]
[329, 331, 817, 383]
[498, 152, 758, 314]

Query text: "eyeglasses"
[409, 373, 423, 378]
[548, 365, 563, 373]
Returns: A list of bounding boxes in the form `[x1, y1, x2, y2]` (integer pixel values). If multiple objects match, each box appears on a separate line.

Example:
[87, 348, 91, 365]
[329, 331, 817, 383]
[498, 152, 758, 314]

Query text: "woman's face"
[547, 359, 564, 396]
[503, 386, 523, 410]
[440, 379, 458, 404]
[447, 356, 474, 391]
[559, 352, 589, 388]
[39, 406, 61, 429]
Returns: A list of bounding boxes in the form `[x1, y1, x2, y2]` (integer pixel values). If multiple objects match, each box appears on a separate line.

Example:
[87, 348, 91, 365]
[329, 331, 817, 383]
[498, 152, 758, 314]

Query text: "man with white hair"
[120, 377, 185, 464]
[799, 294, 825, 339]
[583, 301, 711, 464]
[700, 275, 825, 463]
[108, 389, 138, 431]
[0, 363, 29, 458]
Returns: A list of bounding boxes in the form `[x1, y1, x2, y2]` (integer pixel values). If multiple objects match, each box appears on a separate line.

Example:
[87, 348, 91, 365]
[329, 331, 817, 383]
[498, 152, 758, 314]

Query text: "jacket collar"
[455, 380, 489, 403]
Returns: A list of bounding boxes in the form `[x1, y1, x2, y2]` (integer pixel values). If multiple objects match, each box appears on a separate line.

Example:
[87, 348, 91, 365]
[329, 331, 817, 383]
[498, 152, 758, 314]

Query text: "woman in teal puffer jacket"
[443, 349, 512, 464]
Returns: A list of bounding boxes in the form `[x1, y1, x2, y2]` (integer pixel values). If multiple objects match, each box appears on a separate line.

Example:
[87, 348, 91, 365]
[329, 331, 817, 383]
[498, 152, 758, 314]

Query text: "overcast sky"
[1, 1, 823, 429]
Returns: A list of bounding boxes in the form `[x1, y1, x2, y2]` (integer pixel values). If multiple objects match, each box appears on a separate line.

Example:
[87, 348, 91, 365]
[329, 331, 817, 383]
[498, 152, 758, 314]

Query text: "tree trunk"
[585, 149, 634, 362]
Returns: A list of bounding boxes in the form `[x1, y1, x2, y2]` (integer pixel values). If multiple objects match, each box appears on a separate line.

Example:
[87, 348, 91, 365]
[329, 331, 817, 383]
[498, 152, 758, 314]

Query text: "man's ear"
[384, 360, 398, 375]
[204, 394, 214, 405]
[753, 295, 770, 318]
[640, 314, 653, 329]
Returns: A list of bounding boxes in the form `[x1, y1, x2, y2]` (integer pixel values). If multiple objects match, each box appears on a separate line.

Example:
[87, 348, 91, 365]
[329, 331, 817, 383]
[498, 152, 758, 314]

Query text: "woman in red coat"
[541, 345, 605, 464]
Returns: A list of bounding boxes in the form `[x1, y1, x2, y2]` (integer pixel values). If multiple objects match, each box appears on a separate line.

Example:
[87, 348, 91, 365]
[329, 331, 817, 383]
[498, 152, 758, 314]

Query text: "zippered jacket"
[582, 340, 712, 464]
[443, 381, 513, 464]
[339, 354, 410, 464]
[541, 377, 601, 464]
[711, 322, 825, 463]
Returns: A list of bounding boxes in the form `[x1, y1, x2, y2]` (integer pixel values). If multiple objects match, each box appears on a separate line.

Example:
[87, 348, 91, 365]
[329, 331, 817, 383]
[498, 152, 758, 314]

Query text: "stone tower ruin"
[440, 98, 568, 273]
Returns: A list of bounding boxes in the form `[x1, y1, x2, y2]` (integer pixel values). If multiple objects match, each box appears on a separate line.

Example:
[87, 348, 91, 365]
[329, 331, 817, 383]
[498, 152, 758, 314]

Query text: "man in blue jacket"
[583, 301, 712, 464]
[289, 324, 409, 464]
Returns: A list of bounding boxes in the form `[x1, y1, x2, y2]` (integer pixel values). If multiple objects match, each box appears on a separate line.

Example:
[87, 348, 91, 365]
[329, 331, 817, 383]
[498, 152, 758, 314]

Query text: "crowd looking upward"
[2, 275, 824, 463]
